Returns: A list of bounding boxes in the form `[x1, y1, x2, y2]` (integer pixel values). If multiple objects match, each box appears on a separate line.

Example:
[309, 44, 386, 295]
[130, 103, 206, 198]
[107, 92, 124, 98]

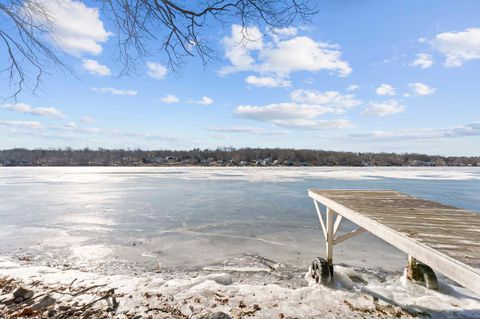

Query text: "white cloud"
[268, 27, 298, 42]
[1, 103, 65, 118]
[234, 88, 359, 130]
[433, 28, 480, 67]
[192, 96, 214, 105]
[208, 126, 267, 134]
[51, 123, 103, 135]
[0, 120, 43, 129]
[81, 59, 111, 76]
[290, 89, 360, 112]
[235, 103, 333, 121]
[80, 116, 95, 123]
[347, 84, 359, 91]
[234, 103, 352, 130]
[221, 24, 351, 77]
[146, 62, 168, 79]
[245, 75, 291, 88]
[411, 53, 434, 69]
[262, 36, 352, 76]
[221, 25, 264, 74]
[351, 122, 480, 140]
[375, 84, 396, 96]
[64, 122, 77, 128]
[270, 27, 298, 38]
[208, 127, 289, 138]
[4, 120, 191, 146]
[160, 94, 180, 103]
[269, 118, 353, 129]
[24, 0, 110, 55]
[50, 123, 102, 134]
[409, 82, 436, 96]
[91, 87, 138, 96]
[418, 37, 427, 43]
[363, 100, 405, 116]
[55, 122, 101, 134]
[160, 95, 213, 105]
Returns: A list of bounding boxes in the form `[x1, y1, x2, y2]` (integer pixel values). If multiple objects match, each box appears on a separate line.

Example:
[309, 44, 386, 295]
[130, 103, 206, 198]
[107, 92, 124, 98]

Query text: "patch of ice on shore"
[42, 231, 89, 248]
[70, 245, 114, 263]
[366, 271, 480, 318]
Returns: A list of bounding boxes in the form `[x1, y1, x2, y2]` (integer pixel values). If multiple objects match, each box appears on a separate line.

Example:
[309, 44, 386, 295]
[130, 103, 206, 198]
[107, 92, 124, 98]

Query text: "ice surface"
[1, 167, 479, 317]
[1, 166, 480, 183]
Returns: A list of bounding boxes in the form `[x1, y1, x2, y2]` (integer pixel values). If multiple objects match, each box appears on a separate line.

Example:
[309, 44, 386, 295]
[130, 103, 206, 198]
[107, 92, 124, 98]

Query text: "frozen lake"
[1, 167, 479, 274]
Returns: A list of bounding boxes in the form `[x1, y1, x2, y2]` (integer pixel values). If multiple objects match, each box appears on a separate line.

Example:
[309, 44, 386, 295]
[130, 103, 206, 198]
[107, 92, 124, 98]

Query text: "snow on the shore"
[1, 257, 479, 318]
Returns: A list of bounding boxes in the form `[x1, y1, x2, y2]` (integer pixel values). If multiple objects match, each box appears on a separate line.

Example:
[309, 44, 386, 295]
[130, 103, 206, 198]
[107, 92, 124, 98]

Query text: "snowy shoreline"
[1, 255, 480, 318]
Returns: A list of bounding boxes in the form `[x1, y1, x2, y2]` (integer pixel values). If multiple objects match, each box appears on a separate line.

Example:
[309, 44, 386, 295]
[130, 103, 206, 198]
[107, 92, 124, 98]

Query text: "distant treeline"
[0, 148, 479, 167]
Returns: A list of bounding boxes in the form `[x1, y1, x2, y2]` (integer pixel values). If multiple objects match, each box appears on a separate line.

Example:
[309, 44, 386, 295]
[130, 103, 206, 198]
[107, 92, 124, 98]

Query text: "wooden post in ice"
[407, 254, 418, 281]
[326, 207, 334, 267]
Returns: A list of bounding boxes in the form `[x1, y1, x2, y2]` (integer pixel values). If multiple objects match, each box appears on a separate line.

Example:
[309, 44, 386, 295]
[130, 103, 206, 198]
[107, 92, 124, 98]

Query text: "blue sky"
[1, 0, 480, 155]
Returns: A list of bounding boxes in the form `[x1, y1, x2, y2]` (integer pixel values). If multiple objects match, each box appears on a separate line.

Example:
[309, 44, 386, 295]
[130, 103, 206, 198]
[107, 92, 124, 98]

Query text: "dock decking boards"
[308, 189, 480, 295]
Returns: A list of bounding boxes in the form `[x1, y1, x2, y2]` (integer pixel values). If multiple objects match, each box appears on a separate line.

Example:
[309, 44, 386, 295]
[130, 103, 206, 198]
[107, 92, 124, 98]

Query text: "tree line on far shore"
[0, 148, 479, 167]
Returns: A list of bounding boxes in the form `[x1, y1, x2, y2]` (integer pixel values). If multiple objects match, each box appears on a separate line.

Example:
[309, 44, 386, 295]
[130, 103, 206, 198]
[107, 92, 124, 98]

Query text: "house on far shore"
[143, 157, 165, 164]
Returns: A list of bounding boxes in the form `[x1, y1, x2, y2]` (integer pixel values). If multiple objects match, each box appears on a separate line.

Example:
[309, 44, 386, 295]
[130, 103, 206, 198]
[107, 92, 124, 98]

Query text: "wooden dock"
[308, 189, 480, 295]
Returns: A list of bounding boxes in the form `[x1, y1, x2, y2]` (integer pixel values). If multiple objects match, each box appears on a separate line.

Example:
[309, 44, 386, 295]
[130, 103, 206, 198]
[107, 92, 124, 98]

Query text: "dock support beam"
[313, 200, 365, 276]
[311, 200, 368, 284]
[326, 207, 334, 269]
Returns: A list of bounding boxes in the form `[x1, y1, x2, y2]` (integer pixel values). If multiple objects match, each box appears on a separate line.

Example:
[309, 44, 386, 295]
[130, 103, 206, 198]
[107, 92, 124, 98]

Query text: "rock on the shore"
[201, 311, 232, 319]
[31, 295, 56, 310]
[13, 287, 34, 301]
[206, 273, 232, 285]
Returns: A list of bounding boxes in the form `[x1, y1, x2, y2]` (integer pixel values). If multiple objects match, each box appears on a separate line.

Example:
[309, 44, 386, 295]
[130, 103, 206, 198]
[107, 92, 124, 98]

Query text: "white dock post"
[326, 207, 334, 267]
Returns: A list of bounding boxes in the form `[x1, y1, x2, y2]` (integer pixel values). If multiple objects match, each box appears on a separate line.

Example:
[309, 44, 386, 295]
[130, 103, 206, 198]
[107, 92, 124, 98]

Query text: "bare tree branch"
[0, 0, 73, 99]
[0, 0, 316, 98]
